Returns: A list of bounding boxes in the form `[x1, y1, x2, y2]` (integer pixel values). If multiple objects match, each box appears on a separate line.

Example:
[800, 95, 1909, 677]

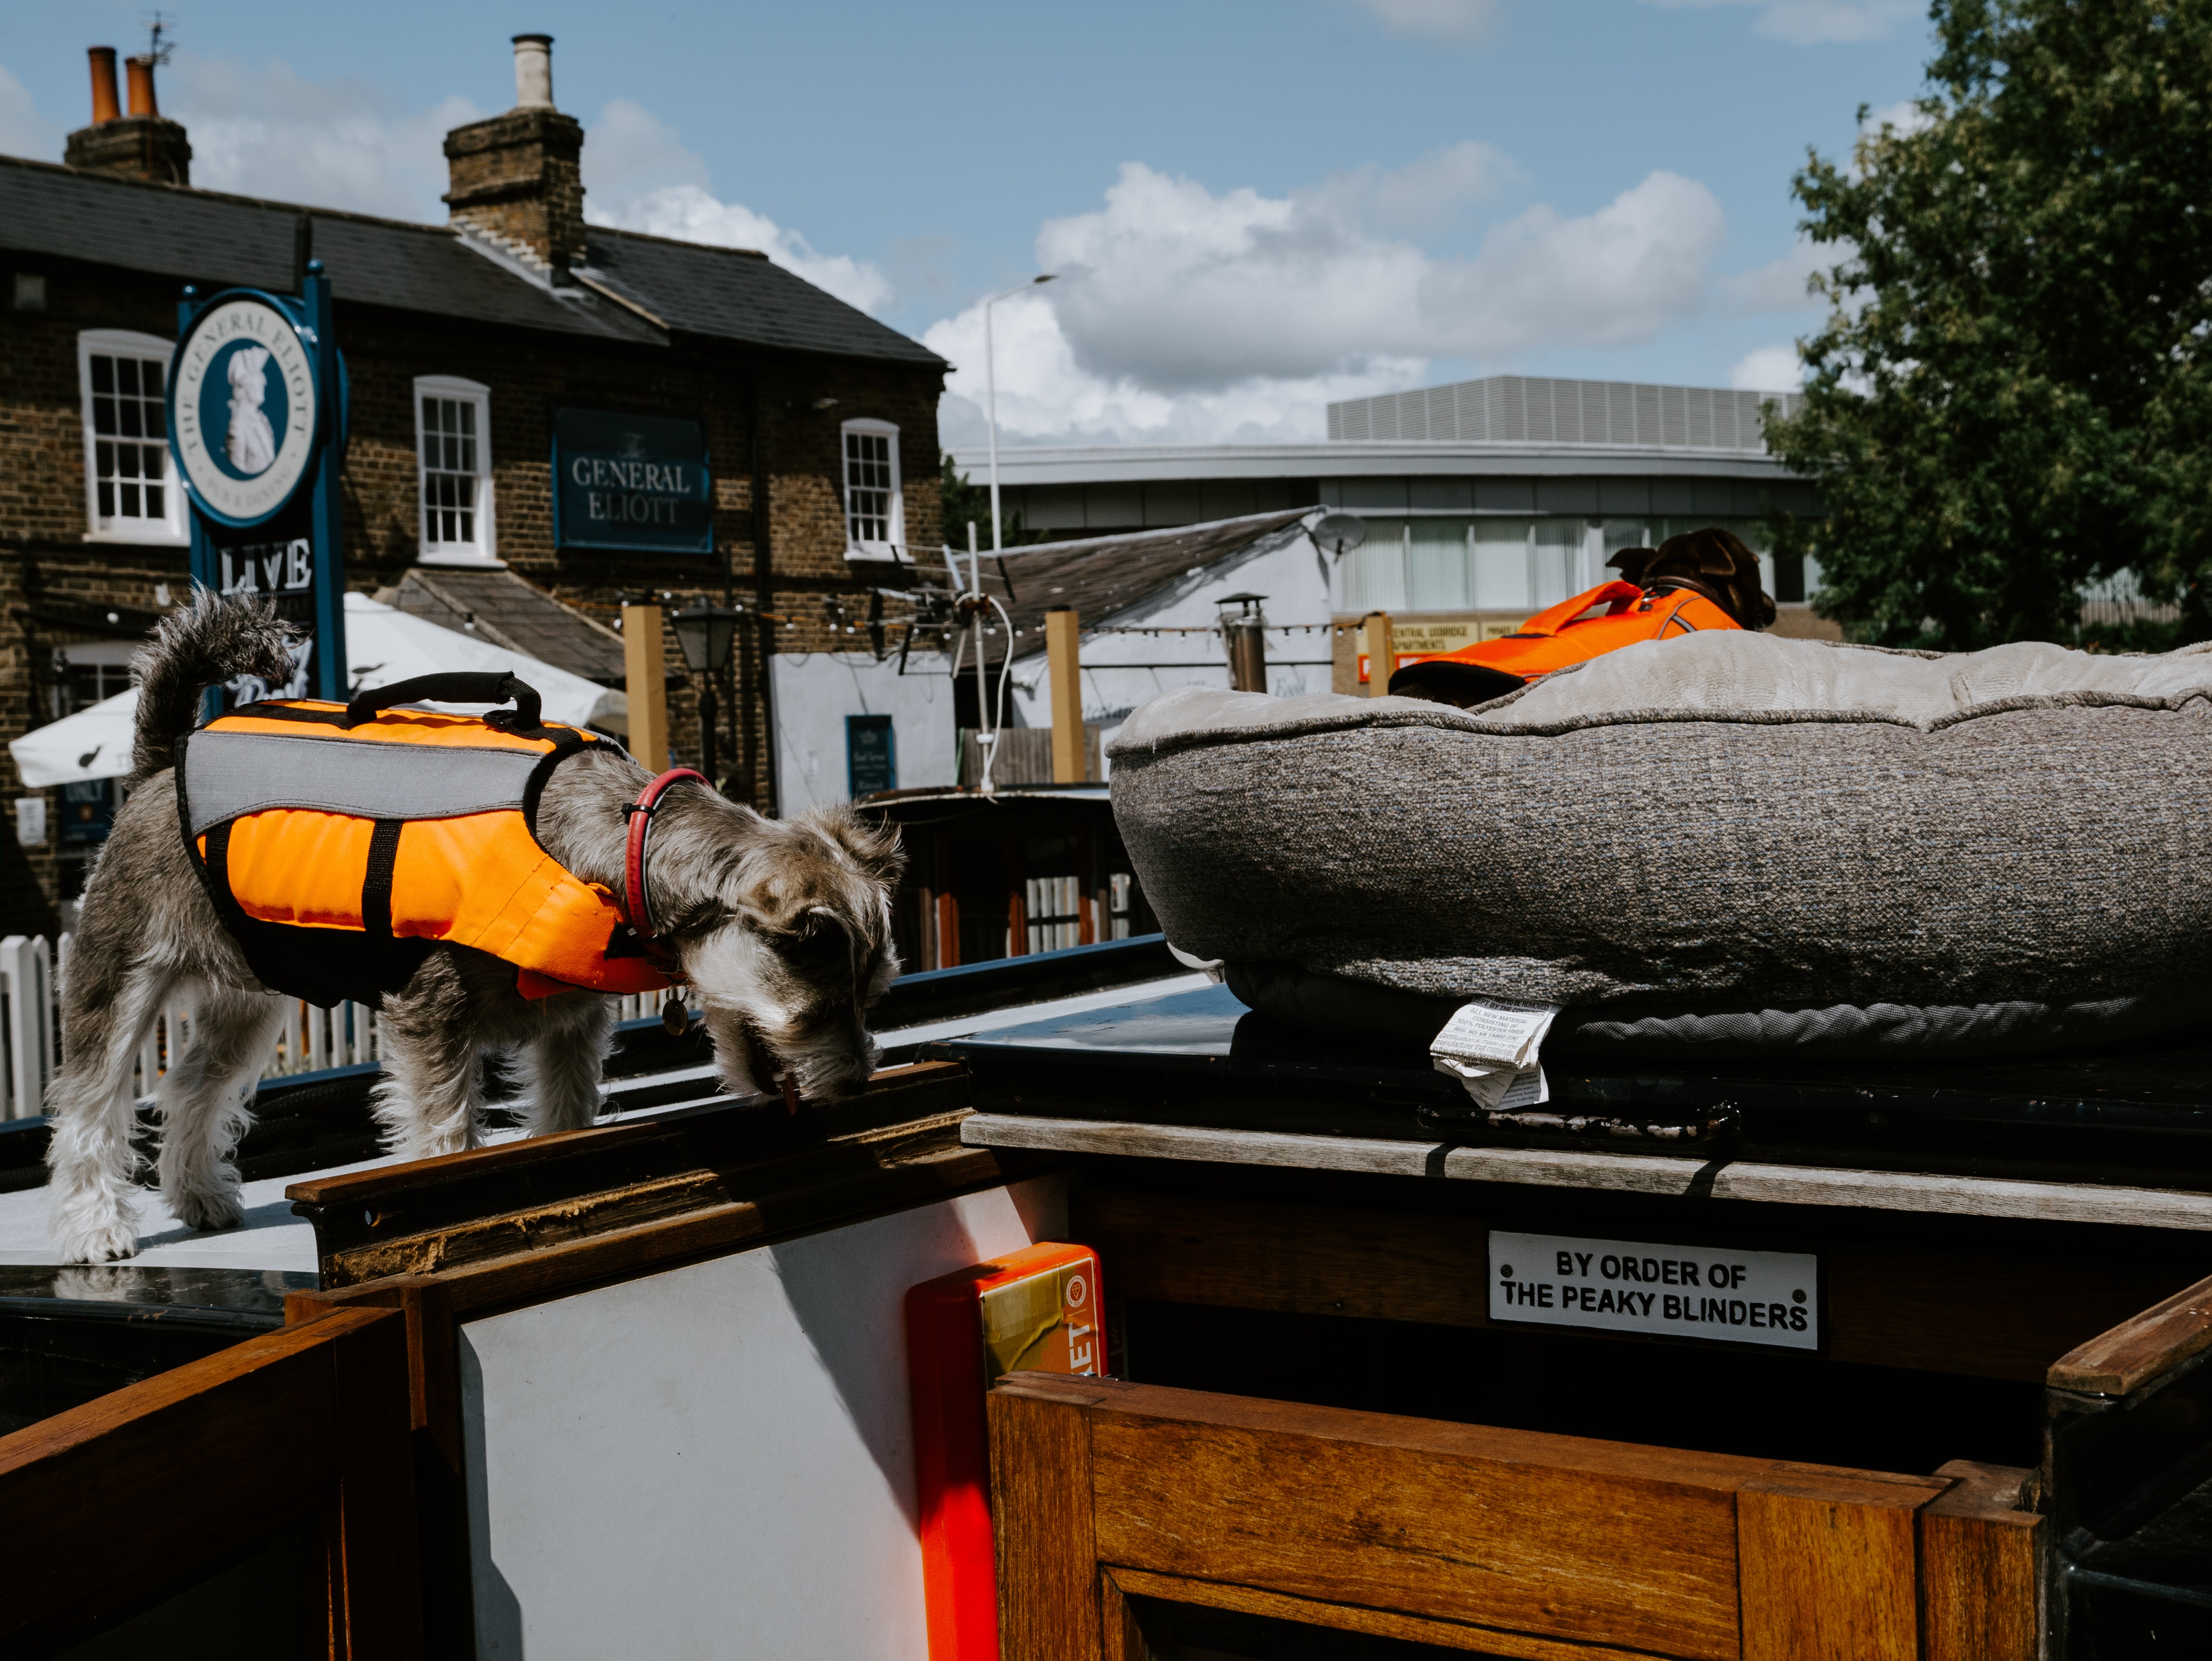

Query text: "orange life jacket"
[178, 699, 672, 1009]
[1387, 579, 1746, 704]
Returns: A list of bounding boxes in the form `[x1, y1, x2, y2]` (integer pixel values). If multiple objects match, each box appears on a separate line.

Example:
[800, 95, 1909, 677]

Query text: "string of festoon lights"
[610, 593, 1366, 645]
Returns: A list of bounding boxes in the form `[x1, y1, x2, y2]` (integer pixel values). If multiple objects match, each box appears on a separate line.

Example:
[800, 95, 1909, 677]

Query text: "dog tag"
[661, 995, 689, 1037]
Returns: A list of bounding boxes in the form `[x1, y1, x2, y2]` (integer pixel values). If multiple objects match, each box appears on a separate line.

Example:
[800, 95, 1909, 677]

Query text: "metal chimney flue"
[1219, 593, 1270, 694]
[87, 47, 120, 124]
[513, 34, 554, 109]
[124, 55, 159, 117]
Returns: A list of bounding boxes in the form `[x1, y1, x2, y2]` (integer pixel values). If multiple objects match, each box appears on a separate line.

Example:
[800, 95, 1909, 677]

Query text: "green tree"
[939, 455, 1042, 552]
[1768, 0, 2212, 650]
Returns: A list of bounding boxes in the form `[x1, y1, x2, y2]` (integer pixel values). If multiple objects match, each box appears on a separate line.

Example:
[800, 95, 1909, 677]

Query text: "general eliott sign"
[552, 408, 712, 554]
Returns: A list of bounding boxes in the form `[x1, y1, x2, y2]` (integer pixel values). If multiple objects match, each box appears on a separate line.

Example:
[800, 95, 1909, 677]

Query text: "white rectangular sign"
[1488, 1230, 1819, 1351]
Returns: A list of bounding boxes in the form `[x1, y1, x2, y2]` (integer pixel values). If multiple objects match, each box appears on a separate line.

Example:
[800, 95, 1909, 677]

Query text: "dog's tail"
[130, 588, 296, 779]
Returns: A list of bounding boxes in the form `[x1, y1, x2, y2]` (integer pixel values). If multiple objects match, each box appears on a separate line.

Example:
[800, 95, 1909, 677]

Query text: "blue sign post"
[168, 263, 349, 703]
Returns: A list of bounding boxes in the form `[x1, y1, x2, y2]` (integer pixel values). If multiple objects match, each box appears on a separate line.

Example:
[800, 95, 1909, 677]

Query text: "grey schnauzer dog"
[45, 592, 903, 1264]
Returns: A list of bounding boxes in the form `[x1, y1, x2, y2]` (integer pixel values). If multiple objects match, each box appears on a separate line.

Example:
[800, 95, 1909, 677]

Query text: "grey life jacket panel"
[180, 727, 542, 839]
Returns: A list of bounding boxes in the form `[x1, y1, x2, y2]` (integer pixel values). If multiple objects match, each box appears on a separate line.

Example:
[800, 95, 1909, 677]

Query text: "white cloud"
[165, 51, 484, 220]
[1033, 161, 1721, 392]
[1860, 98, 1937, 138]
[1640, 0, 1917, 44]
[1731, 343, 1803, 390]
[1723, 238, 1826, 311]
[927, 291, 1422, 446]
[1340, 0, 1506, 46]
[582, 98, 892, 313]
[926, 157, 1727, 444]
[1306, 139, 1520, 234]
[0, 61, 61, 161]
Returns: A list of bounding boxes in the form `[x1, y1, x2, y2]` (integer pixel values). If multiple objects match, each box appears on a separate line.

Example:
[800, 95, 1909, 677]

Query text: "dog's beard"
[701, 1006, 777, 1099]
[685, 923, 882, 1104]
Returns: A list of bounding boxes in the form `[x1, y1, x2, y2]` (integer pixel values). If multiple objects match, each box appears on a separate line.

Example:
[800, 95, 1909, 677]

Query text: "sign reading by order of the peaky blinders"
[1488, 1229, 1820, 1352]
[167, 266, 349, 705]
[551, 408, 713, 555]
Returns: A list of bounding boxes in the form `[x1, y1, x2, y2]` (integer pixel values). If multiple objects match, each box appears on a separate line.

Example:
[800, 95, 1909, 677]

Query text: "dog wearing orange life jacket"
[44, 591, 904, 1264]
[1390, 526, 1778, 708]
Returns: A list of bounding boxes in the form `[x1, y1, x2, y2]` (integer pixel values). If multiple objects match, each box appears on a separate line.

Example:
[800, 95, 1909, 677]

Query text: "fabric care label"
[1489, 1231, 1819, 1352]
[1431, 999, 1560, 1109]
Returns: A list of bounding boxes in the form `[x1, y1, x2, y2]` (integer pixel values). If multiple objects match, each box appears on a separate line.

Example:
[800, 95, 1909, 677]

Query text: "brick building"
[0, 37, 948, 936]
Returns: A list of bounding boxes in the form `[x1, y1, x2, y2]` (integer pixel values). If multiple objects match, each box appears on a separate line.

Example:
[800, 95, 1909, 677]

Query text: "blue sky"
[1, 0, 1934, 444]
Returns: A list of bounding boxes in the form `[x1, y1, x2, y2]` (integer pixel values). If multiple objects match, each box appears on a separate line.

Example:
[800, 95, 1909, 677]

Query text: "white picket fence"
[0, 935, 690, 1121]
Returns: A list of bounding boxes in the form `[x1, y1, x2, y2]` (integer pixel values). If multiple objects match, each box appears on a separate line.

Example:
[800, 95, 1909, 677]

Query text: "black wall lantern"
[671, 602, 740, 787]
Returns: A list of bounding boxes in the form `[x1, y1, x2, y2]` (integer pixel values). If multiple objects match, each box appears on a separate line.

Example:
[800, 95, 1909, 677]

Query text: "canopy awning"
[11, 592, 622, 789]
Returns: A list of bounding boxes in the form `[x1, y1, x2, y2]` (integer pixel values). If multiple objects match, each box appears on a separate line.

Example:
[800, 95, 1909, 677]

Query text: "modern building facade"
[948, 372, 1834, 640]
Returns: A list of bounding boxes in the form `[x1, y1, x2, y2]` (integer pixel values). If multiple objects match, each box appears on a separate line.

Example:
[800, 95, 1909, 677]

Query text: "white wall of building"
[1005, 522, 1338, 747]
[772, 650, 958, 815]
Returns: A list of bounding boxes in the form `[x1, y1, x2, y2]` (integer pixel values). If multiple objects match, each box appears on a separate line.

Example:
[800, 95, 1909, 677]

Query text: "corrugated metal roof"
[1329, 375, 1806, 450]
[982, 509, 1313, 660]
[0, 156, 944, 368]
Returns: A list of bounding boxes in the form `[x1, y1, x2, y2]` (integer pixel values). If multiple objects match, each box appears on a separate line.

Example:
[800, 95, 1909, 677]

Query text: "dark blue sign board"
[60, 779, 115, 845]
[552, 408, 713, 554]
[846, 714, 896, 799]
[169, 271, 348, 703]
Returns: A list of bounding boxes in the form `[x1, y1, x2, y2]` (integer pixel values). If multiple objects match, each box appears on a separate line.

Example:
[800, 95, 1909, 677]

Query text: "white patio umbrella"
[11, 592, 621, 789]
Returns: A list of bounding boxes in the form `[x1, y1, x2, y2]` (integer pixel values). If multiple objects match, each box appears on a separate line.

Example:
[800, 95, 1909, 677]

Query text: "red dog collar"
[623, 768, 711, 952]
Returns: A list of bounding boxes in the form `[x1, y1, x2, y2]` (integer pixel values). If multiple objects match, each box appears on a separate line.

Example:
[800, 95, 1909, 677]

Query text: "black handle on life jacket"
[344, 672, 545, 735]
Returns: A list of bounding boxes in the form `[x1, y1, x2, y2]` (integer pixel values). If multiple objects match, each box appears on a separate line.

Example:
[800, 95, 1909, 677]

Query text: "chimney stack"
[443, 34, 586, 272]
[513, 34, 554, 108]
[124, 55, 160, 117]
[87, 47, 120, 124]
[65, 43, 191, 185]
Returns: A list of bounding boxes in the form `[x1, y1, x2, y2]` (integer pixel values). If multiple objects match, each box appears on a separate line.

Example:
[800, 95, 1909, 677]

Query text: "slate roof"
[383, 567, 629, 685]
[986, 509, 1315, 661]
[583, 228, 945, 367]
[0, 155, 944, 367]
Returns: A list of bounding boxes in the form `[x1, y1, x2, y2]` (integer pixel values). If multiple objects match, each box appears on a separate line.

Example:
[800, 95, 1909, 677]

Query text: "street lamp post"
[982, 273, 1055, 557]
[670, 601, 740, 787]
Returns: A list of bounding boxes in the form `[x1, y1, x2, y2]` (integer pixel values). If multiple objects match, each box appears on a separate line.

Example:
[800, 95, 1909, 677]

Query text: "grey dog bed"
[1111, 633, 2212, 1059]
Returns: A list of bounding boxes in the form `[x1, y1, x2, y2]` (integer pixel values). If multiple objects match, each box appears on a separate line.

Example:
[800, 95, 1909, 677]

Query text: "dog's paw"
[54, 1218, 140, 1263]
[171, 1191, 245, 1233]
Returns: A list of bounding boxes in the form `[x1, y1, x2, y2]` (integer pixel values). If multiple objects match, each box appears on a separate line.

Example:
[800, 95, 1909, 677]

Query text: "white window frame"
[77, 329, 186, 545]
[413, 375, 500, 567]
[840, 418, 904, 555]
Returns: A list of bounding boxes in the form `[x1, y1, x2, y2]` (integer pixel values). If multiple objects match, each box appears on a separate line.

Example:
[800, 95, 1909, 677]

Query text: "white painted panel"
[460, 1175, 1068, 1660]
[772, 650, 961, 817]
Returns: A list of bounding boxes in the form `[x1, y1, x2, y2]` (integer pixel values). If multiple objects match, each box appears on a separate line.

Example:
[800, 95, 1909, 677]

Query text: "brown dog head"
[1607, 526, 1776, 630]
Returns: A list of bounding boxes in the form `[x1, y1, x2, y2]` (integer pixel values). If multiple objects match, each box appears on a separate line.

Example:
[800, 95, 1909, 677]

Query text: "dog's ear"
[1657, 528, 1742, 577]
[732, 807, 905, 936]
[1607, 547, 1659, 585]
[812, 803, 906, 891]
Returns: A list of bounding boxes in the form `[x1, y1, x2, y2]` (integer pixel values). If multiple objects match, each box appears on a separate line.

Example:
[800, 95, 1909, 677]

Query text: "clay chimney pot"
[513, 34, 554, 110]
[87, 47, 120, 124]
[124, 55, 159, 119]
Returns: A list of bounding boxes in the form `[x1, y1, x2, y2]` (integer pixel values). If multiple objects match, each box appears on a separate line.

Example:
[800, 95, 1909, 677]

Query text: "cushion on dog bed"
[1111, 633, 2212, 1057]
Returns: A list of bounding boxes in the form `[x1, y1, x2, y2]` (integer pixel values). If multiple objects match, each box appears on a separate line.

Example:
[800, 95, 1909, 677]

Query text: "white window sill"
[416, 551, 507, 569]
[83, 527, 188, 548]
